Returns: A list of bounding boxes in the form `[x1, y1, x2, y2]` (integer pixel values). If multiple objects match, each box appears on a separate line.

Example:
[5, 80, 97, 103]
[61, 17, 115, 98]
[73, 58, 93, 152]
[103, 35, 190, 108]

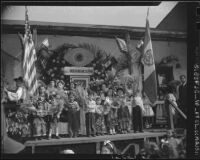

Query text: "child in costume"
[95, 96, 105, 136]
[107, 88, 117, 135]
[32, 97, 48, 140]
[67, 91, 80, 138]
[85, 91, 96, 137]
[117, 100, 130, 134]
[47, 96, 63, 139]
[115, 87, 130, 134]
[100, 91, 110, 134]
[143, 95, 154, 128]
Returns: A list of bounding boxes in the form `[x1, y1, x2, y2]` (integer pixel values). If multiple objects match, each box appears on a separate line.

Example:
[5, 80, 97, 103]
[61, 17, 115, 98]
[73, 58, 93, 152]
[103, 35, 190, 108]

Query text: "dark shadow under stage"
[24, 130, 167, 154]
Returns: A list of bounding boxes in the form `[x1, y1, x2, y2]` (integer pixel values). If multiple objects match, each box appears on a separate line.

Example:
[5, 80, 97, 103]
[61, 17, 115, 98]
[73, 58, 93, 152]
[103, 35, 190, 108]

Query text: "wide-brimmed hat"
[14, 77, 24, 83]
[56, 80, 65, 86]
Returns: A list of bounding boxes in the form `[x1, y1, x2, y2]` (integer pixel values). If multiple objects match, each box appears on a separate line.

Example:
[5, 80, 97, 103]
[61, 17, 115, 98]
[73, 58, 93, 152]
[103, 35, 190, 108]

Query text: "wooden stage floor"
[25, 131, 167, 153]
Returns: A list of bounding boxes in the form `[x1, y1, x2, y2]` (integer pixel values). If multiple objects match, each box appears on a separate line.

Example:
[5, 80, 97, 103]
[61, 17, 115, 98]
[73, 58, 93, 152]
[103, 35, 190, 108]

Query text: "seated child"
[85, 91, 96, 137]
[47, 96, 63, 139]
[95, 96, 105, 136]
[67, 91, 80, 138]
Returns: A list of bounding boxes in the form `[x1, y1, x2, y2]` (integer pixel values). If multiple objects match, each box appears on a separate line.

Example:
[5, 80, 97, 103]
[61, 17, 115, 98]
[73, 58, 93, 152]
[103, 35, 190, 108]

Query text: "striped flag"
[23, 7, 38, 96]
[42, 38, 49, 48]
[142, 9, 157, 104]
[115, 37, 128, 53]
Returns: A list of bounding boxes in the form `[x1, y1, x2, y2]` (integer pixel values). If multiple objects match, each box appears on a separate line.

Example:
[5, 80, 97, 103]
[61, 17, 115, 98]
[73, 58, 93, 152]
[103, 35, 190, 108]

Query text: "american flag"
[23, 7, 38, 96]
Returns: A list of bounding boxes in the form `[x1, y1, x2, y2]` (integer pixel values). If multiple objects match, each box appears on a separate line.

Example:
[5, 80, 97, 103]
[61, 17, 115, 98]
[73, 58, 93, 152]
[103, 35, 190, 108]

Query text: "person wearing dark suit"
[132, 91, 144, 133]
[177, 75, 187, 128]
[178, 75, 187, 115]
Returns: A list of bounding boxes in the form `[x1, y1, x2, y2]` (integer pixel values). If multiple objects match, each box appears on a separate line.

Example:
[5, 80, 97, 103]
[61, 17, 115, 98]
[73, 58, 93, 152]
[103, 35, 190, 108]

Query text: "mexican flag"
[142, 13, 157, 104]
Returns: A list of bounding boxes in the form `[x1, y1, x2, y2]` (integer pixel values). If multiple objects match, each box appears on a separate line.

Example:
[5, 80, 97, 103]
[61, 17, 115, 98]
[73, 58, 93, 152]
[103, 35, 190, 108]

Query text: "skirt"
[143, 104, 154, 117]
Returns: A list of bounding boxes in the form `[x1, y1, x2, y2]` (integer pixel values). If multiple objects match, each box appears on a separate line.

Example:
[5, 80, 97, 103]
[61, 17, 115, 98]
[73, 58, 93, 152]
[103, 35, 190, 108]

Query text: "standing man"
[178, 75, 187, 115]
[132, 90, 144, 133]
[177, 75, 187, 128]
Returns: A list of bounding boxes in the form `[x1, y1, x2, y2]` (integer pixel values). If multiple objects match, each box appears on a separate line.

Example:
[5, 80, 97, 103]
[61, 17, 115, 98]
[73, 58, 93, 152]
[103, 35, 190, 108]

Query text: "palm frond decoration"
[78, 43, 107, 59]
[54, 43, 77, 57]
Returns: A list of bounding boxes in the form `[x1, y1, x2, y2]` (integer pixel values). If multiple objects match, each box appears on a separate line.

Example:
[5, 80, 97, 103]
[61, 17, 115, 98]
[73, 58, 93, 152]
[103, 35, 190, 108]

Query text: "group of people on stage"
[2, 74, 187, 141]
[3, 77, 148, 140]
[33, 79, 145, 139]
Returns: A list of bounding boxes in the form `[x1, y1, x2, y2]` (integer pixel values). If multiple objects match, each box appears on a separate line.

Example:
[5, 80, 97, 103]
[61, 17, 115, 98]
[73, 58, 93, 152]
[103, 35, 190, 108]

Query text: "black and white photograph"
[1, 1, 199, 159]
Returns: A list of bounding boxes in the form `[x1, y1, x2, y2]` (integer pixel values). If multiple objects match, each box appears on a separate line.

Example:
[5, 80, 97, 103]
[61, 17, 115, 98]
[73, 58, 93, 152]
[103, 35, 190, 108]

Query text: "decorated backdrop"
[37, 43, 118, 90]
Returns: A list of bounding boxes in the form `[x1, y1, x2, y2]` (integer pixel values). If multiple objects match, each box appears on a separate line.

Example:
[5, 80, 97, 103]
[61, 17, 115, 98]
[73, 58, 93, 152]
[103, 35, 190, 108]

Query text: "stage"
[24, 130, 167, 154]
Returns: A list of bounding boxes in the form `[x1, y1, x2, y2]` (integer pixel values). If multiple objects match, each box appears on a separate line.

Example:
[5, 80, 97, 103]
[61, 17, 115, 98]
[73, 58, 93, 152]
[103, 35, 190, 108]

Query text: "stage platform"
[25, 131, 167, 154]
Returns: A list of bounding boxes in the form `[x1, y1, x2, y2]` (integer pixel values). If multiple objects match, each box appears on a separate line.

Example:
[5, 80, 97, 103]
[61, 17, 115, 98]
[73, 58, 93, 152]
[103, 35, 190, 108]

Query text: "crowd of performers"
[2, 76, 153, 140]
[2, 75, 186, 141]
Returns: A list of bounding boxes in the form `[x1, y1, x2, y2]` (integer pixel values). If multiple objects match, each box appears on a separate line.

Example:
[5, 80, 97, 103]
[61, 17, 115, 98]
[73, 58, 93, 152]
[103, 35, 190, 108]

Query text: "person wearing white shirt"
[4, 77, 26, 103]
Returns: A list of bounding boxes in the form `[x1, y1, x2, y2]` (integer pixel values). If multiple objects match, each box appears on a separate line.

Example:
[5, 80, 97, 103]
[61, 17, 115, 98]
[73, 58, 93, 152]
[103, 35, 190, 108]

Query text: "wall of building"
[1, 50, 17, 88]
[1, 33, 187, 84]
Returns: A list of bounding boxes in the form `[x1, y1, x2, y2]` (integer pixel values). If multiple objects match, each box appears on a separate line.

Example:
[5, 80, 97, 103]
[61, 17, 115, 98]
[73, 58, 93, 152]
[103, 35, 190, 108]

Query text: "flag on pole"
[23, 7, 38, 96]
[142, 8, 157, 104]
[41, 38, 49, 49]
[37, 38, 50, 69]
[115, 37, 128, 53]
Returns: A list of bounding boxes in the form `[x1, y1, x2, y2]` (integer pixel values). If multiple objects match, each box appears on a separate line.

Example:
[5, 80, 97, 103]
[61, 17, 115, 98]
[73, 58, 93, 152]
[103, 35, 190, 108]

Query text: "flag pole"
[142, 7, 150, 97]
[142, 7, 149, 96]
[125, 32, 132, 75]
[22, 6, 27, 79]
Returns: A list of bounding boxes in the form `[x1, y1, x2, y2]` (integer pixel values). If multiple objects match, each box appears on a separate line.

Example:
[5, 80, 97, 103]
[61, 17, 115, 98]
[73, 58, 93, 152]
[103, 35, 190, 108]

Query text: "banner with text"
[63, 67, 94, 76]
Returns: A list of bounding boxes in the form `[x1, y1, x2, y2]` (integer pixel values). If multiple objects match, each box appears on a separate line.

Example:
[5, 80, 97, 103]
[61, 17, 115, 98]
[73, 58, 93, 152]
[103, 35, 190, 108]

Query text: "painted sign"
[63, 67, 94, 76]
